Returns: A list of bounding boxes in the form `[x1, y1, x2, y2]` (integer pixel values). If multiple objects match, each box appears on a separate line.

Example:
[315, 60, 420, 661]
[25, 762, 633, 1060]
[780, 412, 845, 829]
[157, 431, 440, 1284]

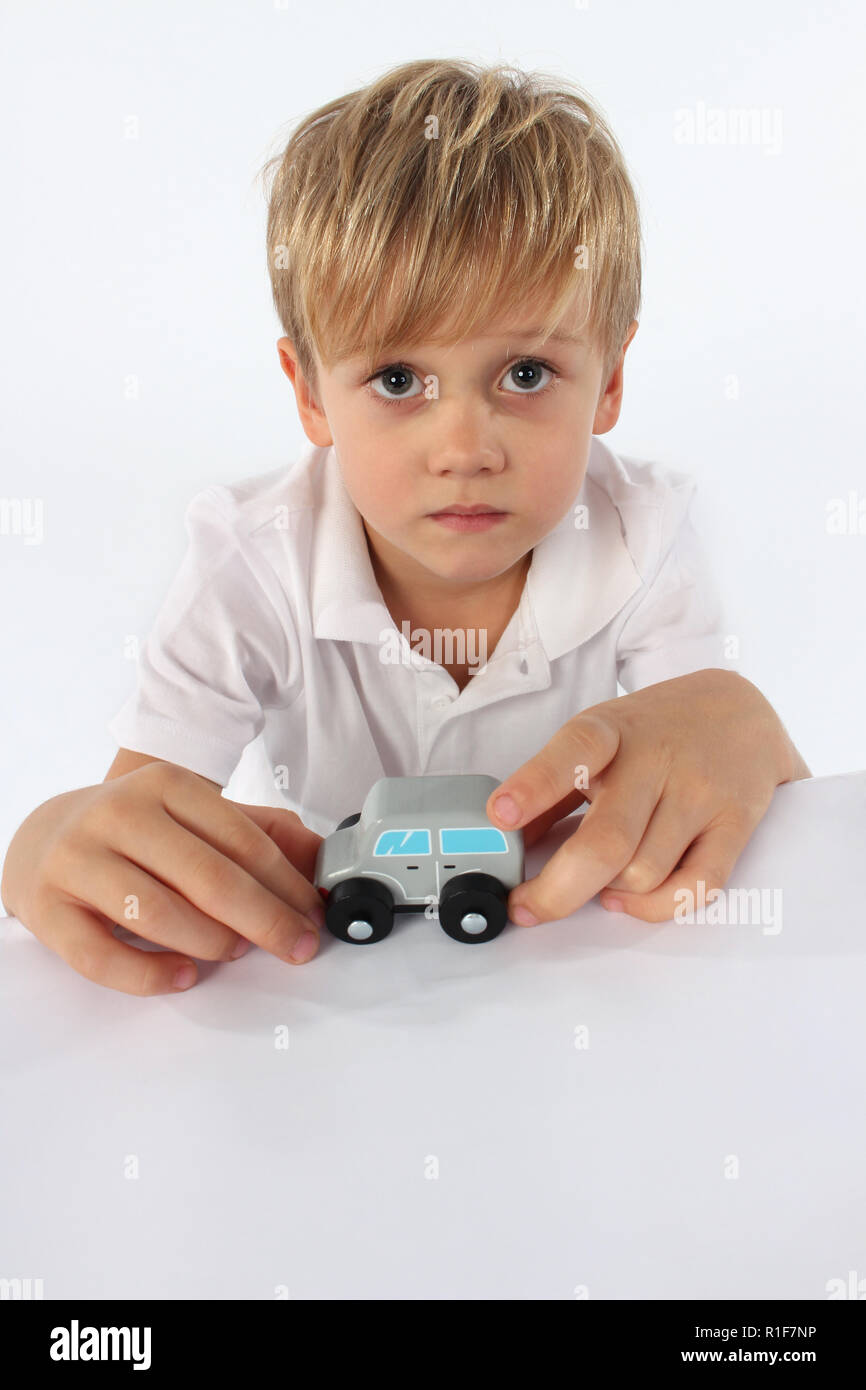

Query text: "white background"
[1, 0, 864, 859]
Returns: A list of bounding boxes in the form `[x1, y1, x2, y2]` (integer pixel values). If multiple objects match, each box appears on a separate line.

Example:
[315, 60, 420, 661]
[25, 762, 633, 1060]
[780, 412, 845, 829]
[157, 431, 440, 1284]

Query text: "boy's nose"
[422, 395, 507, 471]
[426, 439, 506, 476]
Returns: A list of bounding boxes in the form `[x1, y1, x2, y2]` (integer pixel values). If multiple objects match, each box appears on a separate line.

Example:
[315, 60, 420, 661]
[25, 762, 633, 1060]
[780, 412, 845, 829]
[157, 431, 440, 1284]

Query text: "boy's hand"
[485, 669, 810, 925]
[1, 762, 326, 996]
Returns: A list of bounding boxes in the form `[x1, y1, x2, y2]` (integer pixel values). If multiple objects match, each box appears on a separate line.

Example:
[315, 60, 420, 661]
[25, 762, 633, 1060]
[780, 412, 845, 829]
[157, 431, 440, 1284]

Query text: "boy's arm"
[616, 497, 732, 692]
[104, 748, 220, 789]
[615, 488, 809, 777]
[106, 485, 301, 790]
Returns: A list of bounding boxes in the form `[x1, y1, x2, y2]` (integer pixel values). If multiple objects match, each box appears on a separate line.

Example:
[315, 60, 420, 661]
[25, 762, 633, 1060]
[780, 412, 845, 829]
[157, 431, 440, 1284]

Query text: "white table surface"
[1, 770, 865, 1301]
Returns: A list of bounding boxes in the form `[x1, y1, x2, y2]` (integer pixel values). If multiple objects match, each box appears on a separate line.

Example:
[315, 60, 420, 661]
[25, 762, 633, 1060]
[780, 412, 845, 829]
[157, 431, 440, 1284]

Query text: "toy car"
[314, 773, 525, 944]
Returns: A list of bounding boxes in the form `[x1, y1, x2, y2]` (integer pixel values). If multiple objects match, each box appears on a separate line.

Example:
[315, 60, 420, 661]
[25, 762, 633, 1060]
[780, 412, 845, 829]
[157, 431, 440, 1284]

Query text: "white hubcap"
[347, 919, 374, 941]
[460, 911, 488, 935]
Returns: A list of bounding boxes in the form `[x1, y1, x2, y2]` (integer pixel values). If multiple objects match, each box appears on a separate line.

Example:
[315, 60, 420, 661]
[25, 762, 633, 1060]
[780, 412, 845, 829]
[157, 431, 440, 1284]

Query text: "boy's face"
[277, 294, 637, 604]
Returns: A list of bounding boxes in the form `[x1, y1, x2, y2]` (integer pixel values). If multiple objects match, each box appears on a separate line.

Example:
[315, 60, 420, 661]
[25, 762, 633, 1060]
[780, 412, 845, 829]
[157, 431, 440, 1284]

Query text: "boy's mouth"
[431, 503, 502, 515]
[428, 506, 508, 533]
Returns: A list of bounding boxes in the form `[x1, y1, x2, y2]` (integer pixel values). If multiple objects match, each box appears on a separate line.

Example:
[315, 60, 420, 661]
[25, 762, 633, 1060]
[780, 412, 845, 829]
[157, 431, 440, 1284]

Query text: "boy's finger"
[50, 845, 253, 963]
[486, 710, 621, 832]
[598, 813, 758, 923]
[604, 791, 715, 895]
[229, 802, 323, 882]
[38, 898, 199, 997]
[149, 767, 326, 922]
[100, 809, 322, 963]
[507, 770, 661, 924]
[519, 788, 588, 849]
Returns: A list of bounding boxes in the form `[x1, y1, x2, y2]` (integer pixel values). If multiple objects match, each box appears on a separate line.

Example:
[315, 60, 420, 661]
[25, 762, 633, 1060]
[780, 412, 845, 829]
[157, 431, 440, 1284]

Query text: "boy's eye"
[365, 357, 558, 405]
[368, 364, 423, 402]
[500, 359, 556, 394]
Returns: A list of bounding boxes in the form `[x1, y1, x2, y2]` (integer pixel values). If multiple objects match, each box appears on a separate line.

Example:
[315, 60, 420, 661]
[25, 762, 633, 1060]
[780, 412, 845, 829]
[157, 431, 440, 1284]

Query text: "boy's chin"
[417, 547, 523, 585]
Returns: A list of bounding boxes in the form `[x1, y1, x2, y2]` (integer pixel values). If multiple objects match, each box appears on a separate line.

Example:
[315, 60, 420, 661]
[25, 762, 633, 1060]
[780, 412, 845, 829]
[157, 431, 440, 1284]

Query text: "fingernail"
[305, 902, 326, 930]
[604, 897, 625, 913]
[290, 930, 319, 964]
[511, 905, 538, 927]
[230, 938, 251, 959]
[493, 793, 521, 826]
[173, 961, 197, 990]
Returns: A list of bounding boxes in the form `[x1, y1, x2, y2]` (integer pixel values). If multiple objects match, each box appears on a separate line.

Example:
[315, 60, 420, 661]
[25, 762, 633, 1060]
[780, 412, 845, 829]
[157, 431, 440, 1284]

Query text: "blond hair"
[258, 58, 641, 397]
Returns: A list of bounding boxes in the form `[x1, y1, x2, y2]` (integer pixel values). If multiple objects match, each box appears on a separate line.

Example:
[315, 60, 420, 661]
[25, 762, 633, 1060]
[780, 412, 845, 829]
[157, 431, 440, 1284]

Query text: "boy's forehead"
[445, 316, 588, 344]
[317, 279, 596, 373]
[334, 319, 590, 368]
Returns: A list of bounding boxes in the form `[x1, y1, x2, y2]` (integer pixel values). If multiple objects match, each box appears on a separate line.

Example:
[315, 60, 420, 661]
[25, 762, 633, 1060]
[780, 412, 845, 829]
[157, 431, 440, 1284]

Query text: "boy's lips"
[429, 503, 504, 516]
[428, 507, 508, 532]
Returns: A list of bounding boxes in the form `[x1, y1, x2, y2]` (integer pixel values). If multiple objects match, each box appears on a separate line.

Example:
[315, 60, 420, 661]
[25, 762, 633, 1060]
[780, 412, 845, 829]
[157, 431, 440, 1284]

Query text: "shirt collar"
[309, 440, 642, 660]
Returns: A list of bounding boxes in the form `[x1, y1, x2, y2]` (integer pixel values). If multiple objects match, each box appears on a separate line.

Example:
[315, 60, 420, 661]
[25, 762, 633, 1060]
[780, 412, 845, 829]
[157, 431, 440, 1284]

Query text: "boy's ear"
[276, 337, 333, 447]
[592, 320, 639, 435]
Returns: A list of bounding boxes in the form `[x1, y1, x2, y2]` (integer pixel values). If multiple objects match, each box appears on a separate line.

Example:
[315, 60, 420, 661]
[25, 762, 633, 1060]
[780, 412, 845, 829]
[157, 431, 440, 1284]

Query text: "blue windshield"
[373, 829, 432, 856]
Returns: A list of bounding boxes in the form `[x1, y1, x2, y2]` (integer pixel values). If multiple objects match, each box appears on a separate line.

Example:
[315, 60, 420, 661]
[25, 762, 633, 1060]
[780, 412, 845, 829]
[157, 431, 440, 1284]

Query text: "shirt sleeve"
[107, 487, 295, 786]
[616, 494, 735, 693]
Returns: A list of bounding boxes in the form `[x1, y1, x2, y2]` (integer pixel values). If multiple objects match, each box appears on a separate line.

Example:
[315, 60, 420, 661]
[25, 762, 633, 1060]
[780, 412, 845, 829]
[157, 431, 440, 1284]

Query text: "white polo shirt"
[108, 437, 735, 836]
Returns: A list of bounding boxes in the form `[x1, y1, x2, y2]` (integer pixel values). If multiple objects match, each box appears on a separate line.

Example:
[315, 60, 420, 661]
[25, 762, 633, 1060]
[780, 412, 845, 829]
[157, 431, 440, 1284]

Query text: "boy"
[0, 58, 809, 994]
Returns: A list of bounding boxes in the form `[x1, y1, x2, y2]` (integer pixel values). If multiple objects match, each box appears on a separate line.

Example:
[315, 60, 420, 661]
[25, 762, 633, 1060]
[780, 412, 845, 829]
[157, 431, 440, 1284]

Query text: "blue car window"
[439, 827, 509, 855]
[373, 828, 432, 856]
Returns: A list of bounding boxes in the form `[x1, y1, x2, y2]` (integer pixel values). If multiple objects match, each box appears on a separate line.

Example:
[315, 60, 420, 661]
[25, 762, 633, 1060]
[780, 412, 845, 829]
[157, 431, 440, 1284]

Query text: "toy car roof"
[360, 773, 502, 824]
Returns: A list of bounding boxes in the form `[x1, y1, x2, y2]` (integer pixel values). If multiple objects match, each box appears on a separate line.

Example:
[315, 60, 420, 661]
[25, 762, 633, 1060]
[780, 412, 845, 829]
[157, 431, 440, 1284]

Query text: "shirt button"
[432, 695, 452, 709]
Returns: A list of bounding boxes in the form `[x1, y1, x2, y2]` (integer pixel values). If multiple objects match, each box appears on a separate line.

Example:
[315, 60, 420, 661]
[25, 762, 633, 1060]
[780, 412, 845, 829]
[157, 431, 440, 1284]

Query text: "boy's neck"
[368, 543, 532, 689]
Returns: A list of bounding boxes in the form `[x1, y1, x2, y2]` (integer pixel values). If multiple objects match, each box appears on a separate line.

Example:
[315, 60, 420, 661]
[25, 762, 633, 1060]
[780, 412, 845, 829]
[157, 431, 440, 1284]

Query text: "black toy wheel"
[325, 877, 394, 944]
[437, 873, 508, 944]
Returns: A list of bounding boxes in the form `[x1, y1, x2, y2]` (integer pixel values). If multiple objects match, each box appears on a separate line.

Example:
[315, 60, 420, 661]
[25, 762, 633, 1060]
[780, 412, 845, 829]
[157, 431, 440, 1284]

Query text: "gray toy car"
[314, 773, 525, 944]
